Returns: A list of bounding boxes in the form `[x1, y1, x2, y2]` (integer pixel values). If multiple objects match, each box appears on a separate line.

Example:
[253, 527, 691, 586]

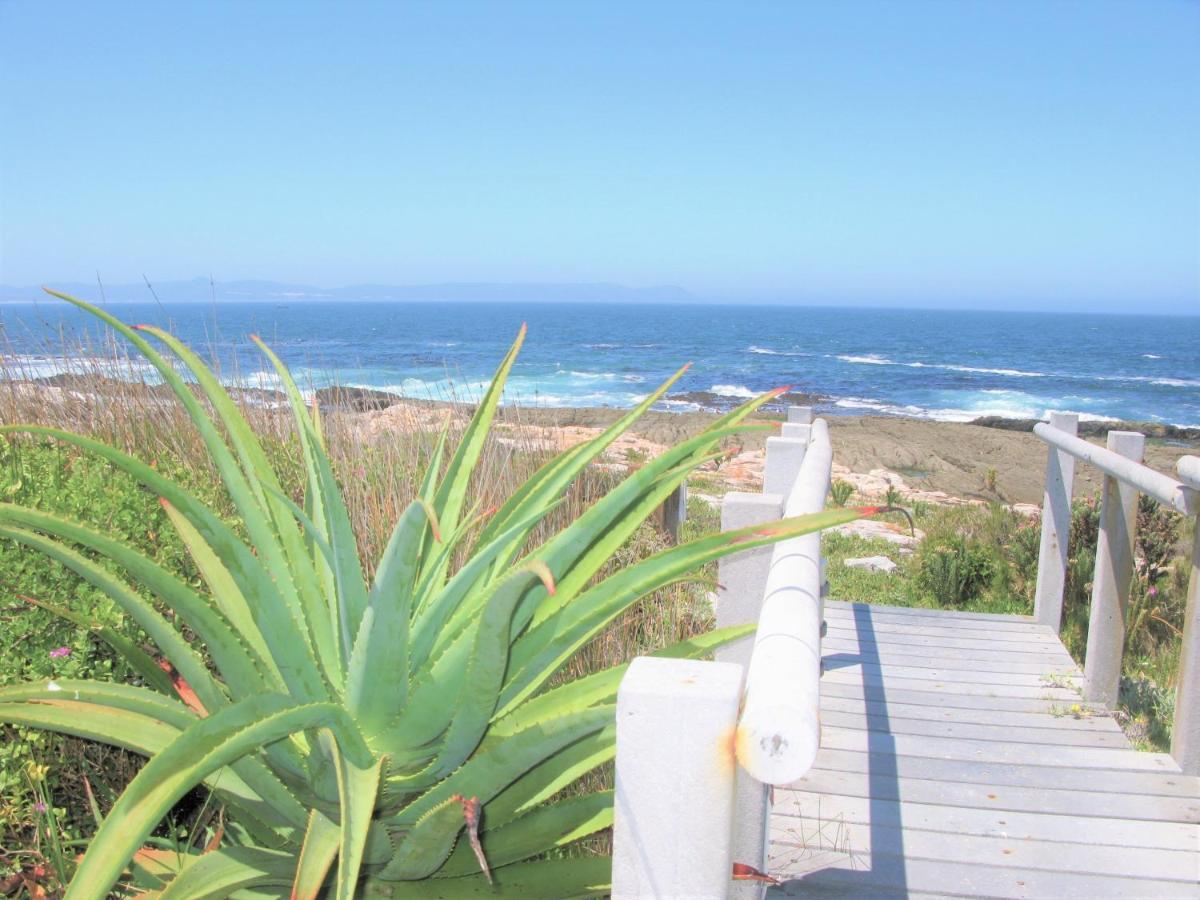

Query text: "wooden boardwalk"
[767, 600, 1200, 898]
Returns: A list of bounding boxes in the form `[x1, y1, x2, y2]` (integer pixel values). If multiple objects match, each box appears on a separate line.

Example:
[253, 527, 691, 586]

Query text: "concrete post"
[1083, 431, 1144, 707]
[763, 437, 806, 498]
[780, 422, 811, 441]
[716, 493, 783, 900]
[662, 482, 688, 541]
[1171, 523, 1200, 774]
[612, 657, 744, 899]
[716, 492, 784, 669]
[1034, 412, 1079, 631]
[787, 406, 814, 425]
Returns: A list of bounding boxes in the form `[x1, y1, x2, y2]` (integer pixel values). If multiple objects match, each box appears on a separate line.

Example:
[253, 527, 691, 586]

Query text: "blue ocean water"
[2, 301, 1198, 426]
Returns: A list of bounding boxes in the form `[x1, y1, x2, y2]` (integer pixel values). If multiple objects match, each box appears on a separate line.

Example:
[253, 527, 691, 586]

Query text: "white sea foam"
[1142, 354, 1163, 359]
[836, 354, 893, 366]
[929, 364, 1046, 378]
[709, 384, 758, 399]
[747, 345, 805, 356]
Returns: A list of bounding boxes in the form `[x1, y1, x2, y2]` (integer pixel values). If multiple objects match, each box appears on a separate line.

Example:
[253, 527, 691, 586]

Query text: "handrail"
[1178, 455, 1200, 490]
[1033, 420, 1200, 774]
[1033, 422, 1198, 515]
[736, 417, 831, 784]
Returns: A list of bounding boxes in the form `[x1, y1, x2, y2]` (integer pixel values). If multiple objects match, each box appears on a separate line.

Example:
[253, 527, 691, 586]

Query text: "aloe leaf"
[0, 524, 227, 714]
[523, 424, 774, 630]
[476, 362, 691, 550]
[292, 810, 340, 900]
[422, 325, 526, 589]
[500, 506, 870, 714]
[0, 507, 273, 699]
[383, 704, 613, 878]
[155, 846, 297, 899]
[159, 500, 277, 681]
[327, 733, 384, 900]
[0, 425, 328, 701]
[408, 502, 562, 675]
[346, 500, 431, 736]
[437, 791, 613, 879]
[43, 292, 321, 690]
[491, 623, 754, 738]
[477, 727, 614, 828]
[369, 856, 611, 898]
[18, 594, 175, 696]
[252, 335, 368, 665]
[418, 566, 550, 783]
[0, 694, 303, 834]
[65, 693, 371, 898]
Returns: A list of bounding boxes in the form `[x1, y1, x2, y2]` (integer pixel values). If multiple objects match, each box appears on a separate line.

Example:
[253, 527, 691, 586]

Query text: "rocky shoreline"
[6, 376, 1197, 508]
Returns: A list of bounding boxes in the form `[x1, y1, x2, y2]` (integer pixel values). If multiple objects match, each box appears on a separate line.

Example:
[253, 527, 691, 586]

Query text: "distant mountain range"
[0, 278, 695, 305]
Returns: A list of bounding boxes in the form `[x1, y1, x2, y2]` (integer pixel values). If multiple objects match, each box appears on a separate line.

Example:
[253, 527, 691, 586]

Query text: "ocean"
[2, 300, 1198, 427]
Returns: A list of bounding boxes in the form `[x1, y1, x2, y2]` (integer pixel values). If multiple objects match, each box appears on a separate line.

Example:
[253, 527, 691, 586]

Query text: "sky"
[1, 1, 1197, 313]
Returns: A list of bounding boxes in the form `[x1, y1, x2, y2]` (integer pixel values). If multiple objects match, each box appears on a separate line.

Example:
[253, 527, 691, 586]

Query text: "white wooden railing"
[1032, 413, 1200, 775]
[612, 407, 829, 899]
[611, 409, 1200, 898]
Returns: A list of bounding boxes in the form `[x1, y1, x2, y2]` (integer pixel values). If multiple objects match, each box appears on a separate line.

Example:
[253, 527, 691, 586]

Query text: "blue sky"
[1, 1, 1196, 312]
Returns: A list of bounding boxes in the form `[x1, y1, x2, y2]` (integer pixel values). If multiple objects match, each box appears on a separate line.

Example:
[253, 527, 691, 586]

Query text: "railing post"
[717, 493, 784, 668]
[1083, 431, 1144, 707]
[1034, 412, 1079, 630]
[1172, 457, 1200, 774]
[612, 657, 744, 899]
[763, 436, 806, 497]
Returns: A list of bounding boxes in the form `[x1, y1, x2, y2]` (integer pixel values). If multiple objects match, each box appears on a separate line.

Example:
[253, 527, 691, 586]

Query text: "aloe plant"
[0, 290, 875, 898]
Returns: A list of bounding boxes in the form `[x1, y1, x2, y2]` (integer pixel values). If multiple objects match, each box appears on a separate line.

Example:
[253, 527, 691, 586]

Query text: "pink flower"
[48, 647, 71, 659]
[33, 800, 47, 813]
[1147, 586, 1159, 598]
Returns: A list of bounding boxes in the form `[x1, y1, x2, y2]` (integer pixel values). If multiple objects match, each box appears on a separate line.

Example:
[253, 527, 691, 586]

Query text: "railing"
[611, 407, 829, 899]
[1032, 413, 1200, 774]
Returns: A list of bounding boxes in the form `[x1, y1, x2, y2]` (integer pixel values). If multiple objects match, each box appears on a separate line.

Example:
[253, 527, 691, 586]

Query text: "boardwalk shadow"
[769, 602, 908, 896]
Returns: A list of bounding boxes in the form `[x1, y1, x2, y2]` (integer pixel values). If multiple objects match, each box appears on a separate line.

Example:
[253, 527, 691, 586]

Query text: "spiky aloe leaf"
[438, 790, 612, 879]
[65, 693, 370, 898]
[292, 810, 340, 900]
[368, 857, 611, 898]
[154, 846, 297, 899]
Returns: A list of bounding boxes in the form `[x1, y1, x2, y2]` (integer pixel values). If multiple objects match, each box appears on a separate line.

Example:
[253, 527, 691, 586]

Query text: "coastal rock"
[834, 517, 923, 547]
[843, 555, 898, 574]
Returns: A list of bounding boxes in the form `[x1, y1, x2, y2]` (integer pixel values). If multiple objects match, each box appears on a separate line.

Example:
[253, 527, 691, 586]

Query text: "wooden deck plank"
[769, 813, 1198, 878]
[818, 694, 1126, 734]
[820, 727, 1173, 770]
[819, 671, 1083, 699]
[823, 650, 1080, 677]
[818, 681, 1098, 714]
[766, 601, 1199, 893]
[821, 635, 1079, 668]
[772, 602, 1195, 892]
[822, 620, 1064, 648]
[825, 607, 1041, 628]
[819, 709, 1132, 748]
[783, 772, 1200, 824]
[805, 749, 1198, 797]
[767, 848, 1198, 897]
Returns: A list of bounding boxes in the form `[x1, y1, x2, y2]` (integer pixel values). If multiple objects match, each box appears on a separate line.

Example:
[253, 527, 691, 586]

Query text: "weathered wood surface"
[768, 601, 1200, 898]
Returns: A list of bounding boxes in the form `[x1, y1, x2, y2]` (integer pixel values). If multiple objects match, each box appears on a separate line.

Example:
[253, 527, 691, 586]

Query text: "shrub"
[0, 291, 872, 897]
[829, 479, 854, 507]
[916, 535, 995, 607]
